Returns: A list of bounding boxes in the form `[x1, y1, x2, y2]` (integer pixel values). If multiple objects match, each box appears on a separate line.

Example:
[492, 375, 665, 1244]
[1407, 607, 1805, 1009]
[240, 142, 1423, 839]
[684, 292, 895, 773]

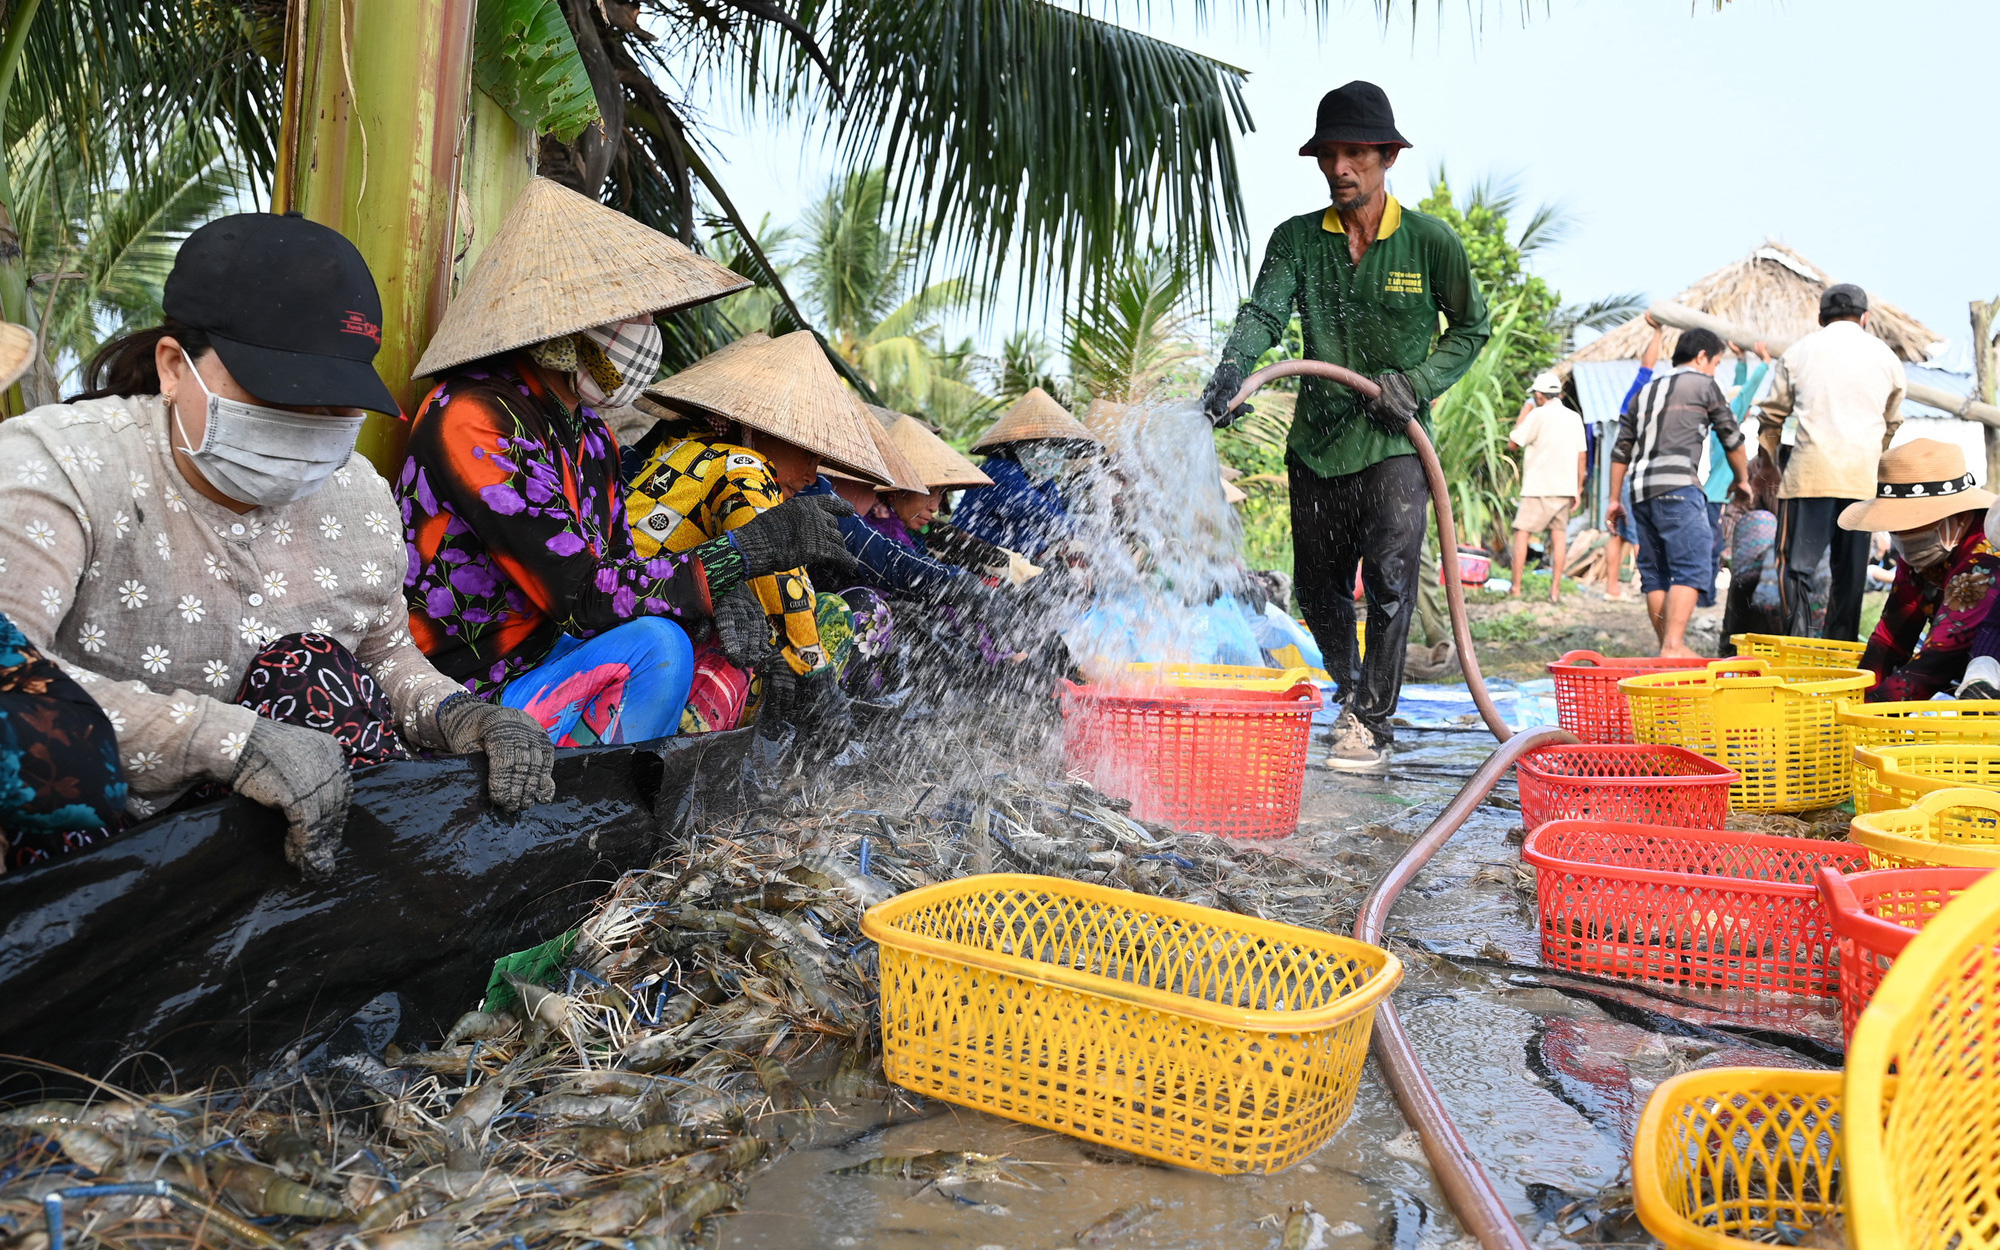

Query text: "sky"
[689, 0, 2000, 356]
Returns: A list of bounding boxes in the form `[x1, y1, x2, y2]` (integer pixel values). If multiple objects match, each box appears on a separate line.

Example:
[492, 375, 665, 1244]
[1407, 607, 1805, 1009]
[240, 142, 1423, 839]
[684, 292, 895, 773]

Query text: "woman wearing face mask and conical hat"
[400, 179, 856, 748]
[0, 213, 557, 880]
[1839, 439, 2000, 702]
[952, 387, 1099, 561]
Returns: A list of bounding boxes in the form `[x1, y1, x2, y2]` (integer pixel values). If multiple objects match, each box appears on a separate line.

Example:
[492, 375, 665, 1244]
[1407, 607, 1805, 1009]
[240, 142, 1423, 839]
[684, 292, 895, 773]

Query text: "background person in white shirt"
[1756, 283, 1908, 640]
[1507, 370, 1587, 604]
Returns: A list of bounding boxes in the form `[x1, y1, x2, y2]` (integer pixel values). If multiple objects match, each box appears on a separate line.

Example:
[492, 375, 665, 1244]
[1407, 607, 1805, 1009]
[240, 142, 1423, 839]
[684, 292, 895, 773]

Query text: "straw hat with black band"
[1839, 439, 1997, 533]
[415, 177, 750, 378]
[969, 386, 1097, 453]
[645, 330, 892, 485]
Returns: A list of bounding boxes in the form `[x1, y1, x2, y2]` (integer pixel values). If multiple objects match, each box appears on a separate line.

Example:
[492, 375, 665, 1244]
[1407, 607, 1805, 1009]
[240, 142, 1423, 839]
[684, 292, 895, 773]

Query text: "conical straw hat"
[644, 330, 891, 484]
[0, 322, 36, 392]
[969, 386, 1096, 452]
[415, 177, 751, 376]
[888, 414, 991, 489]
[824, 402, 928, 492]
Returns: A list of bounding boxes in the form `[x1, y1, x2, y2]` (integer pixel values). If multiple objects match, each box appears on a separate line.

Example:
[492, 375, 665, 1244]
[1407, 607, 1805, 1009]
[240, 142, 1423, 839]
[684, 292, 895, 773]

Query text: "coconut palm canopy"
[1565, 240, 1943, 368]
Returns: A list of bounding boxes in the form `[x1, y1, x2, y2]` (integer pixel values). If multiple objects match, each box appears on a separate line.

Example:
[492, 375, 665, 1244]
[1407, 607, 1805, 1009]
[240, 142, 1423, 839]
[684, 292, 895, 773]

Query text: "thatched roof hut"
[1565, 239, 1944, 369]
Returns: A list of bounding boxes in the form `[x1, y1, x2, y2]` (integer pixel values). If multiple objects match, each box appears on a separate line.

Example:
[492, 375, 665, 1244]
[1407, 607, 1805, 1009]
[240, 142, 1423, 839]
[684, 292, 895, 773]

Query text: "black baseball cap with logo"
[163, 211, 400, 415]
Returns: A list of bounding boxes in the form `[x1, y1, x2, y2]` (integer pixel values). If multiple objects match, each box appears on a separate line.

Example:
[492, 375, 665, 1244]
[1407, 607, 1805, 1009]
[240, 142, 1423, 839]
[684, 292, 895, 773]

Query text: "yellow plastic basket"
[1732, 633, 1867, 668]
[1619, 660, 1876, 812]
[1633, 1067, 1848, 1249]
[862, 873, 1402, 1174]
[1838, 699, 2000, 799]
[1853, 743, 2000, 814]
[1121, 662, 1322, 691]
[1845, 863, 2000, 1246]
[1848, 787, 2000, 870]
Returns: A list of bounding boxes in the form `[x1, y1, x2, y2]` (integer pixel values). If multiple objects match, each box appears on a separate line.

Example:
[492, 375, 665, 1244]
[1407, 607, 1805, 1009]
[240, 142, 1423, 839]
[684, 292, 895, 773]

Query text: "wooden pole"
[276, 0, 479, 474]
[1649, 300, 2000, 430]
[1973, 298, 1998, 484]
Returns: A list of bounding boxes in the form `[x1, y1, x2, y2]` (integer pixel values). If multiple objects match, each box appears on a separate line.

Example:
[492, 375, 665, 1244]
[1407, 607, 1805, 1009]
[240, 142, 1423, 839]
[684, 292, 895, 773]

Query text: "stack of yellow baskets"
[1619, 658, 1874, 811]
[1628, 636, 2000, 1246]
[1634, 866, 2000, 1247]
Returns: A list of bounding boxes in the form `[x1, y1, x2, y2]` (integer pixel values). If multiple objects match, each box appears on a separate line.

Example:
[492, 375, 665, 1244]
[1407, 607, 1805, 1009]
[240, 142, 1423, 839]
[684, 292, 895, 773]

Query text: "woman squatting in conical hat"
[795, 406, 1035, 696]
[0, 213, 555, 880]
[951, 387, 1101, 562]
[623, 332, 892, 743]
[1841, 439, 2000, 702]
[399, 179, 855, 748]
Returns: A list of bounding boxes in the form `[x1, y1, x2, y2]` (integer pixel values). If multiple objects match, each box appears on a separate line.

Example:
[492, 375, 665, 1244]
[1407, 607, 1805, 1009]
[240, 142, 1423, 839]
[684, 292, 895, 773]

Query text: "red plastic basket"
[1814, 865, 1991, 1039]
[1515, 744, 1738, 830]
[1520, 820, 1869, 996]
[1547, 651, 1712, 744]
[1058, 679, 1323, 839]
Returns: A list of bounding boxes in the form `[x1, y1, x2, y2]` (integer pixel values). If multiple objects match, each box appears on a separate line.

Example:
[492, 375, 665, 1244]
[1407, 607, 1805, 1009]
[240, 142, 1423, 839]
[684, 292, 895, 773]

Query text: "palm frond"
[1514, 198, 1573, 255]
[12, 0, 282, 193]
[775, 0, 1250, 305]
[1554, 291, 1650, 334]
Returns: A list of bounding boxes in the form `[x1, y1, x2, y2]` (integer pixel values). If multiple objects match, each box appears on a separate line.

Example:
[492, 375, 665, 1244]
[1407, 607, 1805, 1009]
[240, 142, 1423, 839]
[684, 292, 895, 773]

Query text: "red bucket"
[1547, 651, 1712, 744]
[1059, 679, 1322, 839]
[1515, 744, 1737, 830]
[1815, 865, 1991, 1038]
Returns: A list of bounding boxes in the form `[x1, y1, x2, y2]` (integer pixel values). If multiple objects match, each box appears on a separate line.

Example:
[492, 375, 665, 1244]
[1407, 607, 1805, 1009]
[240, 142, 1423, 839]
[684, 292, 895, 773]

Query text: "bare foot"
[1659, 642, 1702, 659]
[1547, 591, 1561, 605]
[1508, 589, 1522, 599]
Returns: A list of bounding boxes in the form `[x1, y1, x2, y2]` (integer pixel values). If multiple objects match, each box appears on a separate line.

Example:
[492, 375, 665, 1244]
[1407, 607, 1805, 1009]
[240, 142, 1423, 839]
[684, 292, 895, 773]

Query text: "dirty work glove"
[712, 581, 773, 670]
[730, 495, 859, 580]
[1362, 371, 1421, 435]
[231, 718, 352, 879]
[1200, 362, 1249, 429]
[437, 694, 557, 812]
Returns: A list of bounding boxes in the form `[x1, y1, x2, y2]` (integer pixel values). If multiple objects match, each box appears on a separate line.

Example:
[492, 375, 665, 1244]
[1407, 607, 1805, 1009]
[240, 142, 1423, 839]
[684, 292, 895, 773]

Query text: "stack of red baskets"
[1521, 821, 1868, 995]
[1515, 743, 1737, 829]
[1058, 678, 1322, 839]
[1814, 865, 1991, 1037]
[1547, 650, 1710, 744]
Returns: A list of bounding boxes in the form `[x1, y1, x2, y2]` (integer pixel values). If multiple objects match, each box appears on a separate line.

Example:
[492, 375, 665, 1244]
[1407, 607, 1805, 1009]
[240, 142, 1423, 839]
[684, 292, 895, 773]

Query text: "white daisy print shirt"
[0, 396, 464, 801]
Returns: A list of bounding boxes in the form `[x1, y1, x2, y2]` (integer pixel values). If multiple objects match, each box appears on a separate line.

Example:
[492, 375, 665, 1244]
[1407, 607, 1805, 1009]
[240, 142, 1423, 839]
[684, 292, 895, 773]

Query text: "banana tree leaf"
[474, 0, 602, 143]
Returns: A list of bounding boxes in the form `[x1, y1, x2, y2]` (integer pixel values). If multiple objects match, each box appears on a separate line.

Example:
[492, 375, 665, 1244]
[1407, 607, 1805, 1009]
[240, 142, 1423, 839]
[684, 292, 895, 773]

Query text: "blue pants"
[1633, 485, 1715, 596]
[499, 617, 694, 746]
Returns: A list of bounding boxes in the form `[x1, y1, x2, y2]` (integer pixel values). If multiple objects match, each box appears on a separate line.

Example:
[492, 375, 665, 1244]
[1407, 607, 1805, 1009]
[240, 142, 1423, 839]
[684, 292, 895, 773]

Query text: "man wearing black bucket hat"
[1201, 81, 1490, 770]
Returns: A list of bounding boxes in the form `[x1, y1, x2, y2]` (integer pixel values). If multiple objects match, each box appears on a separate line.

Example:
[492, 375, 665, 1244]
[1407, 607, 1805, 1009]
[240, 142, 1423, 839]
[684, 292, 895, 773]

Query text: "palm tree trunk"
[275, 0, 478, 473]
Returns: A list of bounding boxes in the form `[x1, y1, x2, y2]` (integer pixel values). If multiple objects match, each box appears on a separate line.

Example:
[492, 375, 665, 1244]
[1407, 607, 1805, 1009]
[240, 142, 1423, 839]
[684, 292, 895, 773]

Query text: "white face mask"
[1892, 523, 1954, 574]
[171, 349, 363, 507]
[576, 319, 663, 410]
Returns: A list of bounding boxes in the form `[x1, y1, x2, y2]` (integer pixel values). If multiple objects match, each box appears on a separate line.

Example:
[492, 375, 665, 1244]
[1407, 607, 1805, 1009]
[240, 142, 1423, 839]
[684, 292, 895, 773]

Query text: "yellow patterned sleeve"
[711, 451, 828, 675]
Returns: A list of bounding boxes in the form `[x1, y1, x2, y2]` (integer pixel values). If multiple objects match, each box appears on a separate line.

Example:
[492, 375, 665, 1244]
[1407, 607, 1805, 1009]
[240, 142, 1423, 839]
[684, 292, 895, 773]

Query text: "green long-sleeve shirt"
[1222, 197, 1491, 479]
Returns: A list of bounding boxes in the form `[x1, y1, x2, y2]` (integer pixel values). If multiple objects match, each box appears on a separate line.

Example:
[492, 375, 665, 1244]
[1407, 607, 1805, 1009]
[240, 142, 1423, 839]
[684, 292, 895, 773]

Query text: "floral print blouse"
[399, 358, 735, 694]
[1862, 521, 2000, 702]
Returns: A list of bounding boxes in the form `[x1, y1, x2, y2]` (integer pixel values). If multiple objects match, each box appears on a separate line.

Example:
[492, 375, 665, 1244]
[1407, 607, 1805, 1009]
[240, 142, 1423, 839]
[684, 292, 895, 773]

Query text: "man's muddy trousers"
[1288, 452, 1429, 745]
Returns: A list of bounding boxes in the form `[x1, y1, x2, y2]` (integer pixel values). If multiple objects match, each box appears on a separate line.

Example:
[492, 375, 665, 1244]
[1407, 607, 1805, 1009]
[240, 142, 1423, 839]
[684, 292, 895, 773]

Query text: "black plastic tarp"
[0, 730, 751, 1088]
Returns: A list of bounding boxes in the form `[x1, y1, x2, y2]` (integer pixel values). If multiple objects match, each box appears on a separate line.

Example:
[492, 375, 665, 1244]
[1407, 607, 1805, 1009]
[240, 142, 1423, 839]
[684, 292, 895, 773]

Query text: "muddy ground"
[711, 606, 1856, 1249]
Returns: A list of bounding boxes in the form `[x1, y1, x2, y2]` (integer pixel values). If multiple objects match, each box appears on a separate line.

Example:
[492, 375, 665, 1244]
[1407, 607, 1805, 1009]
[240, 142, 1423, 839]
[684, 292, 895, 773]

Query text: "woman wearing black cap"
[0, 212, 557, 879]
